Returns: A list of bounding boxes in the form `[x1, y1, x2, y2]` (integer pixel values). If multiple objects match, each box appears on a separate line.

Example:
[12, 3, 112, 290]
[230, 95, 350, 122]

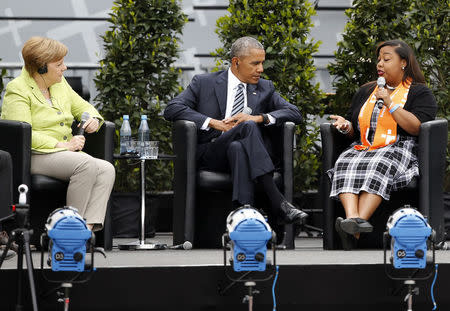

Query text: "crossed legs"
[200, 121, 307, 224]
[31, 151, 115, 231]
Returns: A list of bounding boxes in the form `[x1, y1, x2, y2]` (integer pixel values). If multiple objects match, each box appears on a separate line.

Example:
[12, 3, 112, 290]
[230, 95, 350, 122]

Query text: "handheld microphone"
[78, 112, 90, 135]
[169, 241, 192, 250]
[376, 77, 386, 109]
[242, 107, 252, 115]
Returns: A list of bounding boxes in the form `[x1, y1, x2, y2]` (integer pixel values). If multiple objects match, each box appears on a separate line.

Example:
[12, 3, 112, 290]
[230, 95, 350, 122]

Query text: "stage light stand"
[242, 281, 260, 311]
[39, 207, 107, 311]
[220, 206, 277, 311]
[383, 206, 437, 311]
[0, 184, 39, 311]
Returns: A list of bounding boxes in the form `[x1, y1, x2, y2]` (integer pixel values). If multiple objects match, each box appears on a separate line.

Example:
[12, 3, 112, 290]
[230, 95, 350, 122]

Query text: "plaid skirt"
[327, 136, 419, 201]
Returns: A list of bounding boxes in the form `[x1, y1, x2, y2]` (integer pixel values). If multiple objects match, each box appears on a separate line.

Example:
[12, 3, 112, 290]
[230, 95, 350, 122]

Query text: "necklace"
[386, 84, 396, 90]
[40, 88, 49, 94]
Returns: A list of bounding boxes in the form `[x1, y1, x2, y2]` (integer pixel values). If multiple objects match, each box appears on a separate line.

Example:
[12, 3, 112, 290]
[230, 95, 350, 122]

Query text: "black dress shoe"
[279, 201, 308, 225]
[1, 249, 16, 260]
[340, 217, 373, 234]
[335, 217, 357, 251]
[0, 231, 18, 253]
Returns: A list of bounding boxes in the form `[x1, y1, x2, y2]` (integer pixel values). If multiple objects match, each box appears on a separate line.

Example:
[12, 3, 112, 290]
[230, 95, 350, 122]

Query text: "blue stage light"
[45, 207, 92, 272]
[386, 207, 432, 269]
[226, 206, 273, 272]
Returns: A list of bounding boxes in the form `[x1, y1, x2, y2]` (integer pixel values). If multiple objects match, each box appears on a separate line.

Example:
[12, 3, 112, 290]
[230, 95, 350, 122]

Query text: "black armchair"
[0, 150, 13, 220]
[65, 76, 90, 102]
[172, 120, 296, 249]
[0, 119, 115, 250]
[320, 119, 448, 249]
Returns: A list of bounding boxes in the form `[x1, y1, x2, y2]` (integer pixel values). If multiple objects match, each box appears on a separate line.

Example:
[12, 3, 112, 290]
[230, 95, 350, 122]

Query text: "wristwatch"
[260, 113, 269, 125]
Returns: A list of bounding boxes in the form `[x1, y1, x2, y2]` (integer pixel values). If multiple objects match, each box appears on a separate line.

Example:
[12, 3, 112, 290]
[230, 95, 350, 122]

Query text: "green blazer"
[1, 68, 103, 153]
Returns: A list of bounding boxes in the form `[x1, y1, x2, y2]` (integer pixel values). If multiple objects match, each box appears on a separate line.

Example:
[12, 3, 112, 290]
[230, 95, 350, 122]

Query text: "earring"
[401, 66, 405, 70]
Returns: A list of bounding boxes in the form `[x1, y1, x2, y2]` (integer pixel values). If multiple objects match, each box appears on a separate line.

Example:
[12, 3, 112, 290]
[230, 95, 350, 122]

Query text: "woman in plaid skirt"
[328, 40, 437, 249]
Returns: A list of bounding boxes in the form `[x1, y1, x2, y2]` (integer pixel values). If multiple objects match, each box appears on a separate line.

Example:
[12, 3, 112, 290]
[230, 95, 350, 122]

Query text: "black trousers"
[198, 121, 274, 205]
[0, 150, 13, 219]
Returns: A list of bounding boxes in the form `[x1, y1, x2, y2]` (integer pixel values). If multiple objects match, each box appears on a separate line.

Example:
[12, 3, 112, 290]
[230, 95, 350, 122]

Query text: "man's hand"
[223, 113, 263, 127]
[209, 119, 234, 132]
[55, 135, 85, 151]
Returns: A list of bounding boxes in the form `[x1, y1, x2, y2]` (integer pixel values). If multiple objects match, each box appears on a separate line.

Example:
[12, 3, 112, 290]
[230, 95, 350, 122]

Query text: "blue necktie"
[231, 83, 244, 116]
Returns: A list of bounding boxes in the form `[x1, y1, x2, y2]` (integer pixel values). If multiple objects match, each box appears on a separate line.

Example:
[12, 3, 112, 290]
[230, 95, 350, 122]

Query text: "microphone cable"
[431, 263, 438, 310]
[272, 265, 279, 311]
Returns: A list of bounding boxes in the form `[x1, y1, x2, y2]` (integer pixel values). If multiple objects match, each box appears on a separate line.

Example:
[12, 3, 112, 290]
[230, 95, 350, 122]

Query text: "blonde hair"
[22, 37, 68, 75]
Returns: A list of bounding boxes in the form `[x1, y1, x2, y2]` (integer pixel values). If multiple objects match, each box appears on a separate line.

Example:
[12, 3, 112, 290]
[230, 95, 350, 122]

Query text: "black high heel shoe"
[335, 217, 357, 251]
[340, 217, 373, 234]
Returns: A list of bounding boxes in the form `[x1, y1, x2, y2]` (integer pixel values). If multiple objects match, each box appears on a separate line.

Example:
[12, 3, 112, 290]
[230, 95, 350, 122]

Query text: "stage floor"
[2, 233, 450, 269]
[2, 233, 450, 311]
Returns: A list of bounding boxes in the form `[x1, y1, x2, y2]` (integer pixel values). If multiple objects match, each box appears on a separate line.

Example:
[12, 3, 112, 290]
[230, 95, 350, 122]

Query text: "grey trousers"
[31, 151, 115, 230]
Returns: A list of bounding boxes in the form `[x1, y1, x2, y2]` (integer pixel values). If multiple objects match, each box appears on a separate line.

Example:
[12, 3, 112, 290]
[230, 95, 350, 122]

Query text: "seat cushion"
[197, 170, 282, 191]
[197, 170, 232, 190]
[31, 174, 68, 192]
[403, 176, 418, 190]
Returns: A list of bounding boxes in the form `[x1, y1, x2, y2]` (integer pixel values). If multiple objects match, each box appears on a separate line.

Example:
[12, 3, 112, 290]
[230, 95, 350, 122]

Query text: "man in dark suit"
[164, 36, 307, 225]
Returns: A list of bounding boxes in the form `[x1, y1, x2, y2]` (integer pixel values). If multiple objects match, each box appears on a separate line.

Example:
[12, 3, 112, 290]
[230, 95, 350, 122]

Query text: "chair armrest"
[172, 120, 197, 244]
[84, 121, 115, 163]
[282, 122, 295, 201]
[0, 120, 32, 202]
[320, 123, 353, 171]
[417, 119, 448, 241]
[82, 120, 115, 250]
[280, 122, 295, 249]
[319, 122, 353, 249]
[0, 150, 13, 218]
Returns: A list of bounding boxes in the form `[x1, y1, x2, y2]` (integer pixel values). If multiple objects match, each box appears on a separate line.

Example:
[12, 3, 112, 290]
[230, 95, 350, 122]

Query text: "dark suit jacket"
[164, 70, 302, 145]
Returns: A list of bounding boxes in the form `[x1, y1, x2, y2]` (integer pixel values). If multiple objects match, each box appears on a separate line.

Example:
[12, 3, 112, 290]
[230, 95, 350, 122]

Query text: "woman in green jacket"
[1, 37, 115, 231]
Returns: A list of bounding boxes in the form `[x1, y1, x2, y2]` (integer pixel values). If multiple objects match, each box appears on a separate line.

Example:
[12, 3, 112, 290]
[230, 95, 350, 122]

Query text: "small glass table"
[113, 153, 175, 250]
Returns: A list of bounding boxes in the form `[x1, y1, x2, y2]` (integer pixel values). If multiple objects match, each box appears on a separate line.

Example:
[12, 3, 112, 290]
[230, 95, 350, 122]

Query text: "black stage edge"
[1, 263, 449, 310]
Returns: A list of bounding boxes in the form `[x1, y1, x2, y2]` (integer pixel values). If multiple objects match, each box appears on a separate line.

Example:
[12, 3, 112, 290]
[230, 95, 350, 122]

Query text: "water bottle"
[138, 115, 150, 158]
[120, 115, 132, 155]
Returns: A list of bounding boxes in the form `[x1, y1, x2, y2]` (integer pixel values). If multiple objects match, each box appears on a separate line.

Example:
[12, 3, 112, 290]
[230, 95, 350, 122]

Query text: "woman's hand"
[55, 135, 85, 151]
[330, 115, 352, 134]
[80, 117, 99, 134]
[375, 87, 392, 107]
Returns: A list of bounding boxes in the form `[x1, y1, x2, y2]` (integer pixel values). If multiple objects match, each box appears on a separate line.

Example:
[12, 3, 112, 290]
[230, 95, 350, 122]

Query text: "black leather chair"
[320, 119, 448, 249]
[65, 76, 90, 102]
[172, 120, 297, 249]
[0, 150, 13, 221]
[0, 119, 115, 250]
